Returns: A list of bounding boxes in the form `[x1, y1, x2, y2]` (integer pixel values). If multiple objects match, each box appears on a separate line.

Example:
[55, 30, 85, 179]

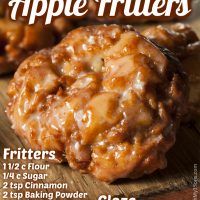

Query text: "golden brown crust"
[143, 23, 200, 118]
[143, 23, 200, 58]
[0, 19, 55, 75]
[7, 25, 188, 182]
[0, 17, 74, 75]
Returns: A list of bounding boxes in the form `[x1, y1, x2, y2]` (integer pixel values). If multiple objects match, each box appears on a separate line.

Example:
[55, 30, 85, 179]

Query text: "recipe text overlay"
[7, 0, 191, 24]
[2, 148, 88, 199]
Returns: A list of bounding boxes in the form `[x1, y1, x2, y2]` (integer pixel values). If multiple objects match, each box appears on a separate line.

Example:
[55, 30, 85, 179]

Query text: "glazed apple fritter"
[0, 19, 55, 75]
[143, 23, 200, 116]
[6, 24, 189, 182]
[143, 23, 200, 59]
[0, 17, 74, 75]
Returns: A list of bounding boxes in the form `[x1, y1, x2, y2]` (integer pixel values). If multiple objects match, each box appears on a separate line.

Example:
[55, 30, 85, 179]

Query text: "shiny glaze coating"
[143, 23, 200, 58]
[0, 18, 74, 75]
[7, 25, 188, 182]
[0, 19, 54, 74]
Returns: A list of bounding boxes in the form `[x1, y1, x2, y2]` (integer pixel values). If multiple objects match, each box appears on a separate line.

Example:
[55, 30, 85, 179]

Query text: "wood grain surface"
[0, 1, 200, 199]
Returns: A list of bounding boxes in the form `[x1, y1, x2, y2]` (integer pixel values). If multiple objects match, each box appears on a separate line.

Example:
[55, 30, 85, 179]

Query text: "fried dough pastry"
[143, 24, 200, 116]
[0, 19, 55, 75]
[143, 23, 200, 58]
[0, 17, 74, 75]
[7, 25, 188, 182]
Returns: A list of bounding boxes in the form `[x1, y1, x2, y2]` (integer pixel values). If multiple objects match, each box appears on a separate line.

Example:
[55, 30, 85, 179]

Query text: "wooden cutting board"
[0, 1, 200, 199]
